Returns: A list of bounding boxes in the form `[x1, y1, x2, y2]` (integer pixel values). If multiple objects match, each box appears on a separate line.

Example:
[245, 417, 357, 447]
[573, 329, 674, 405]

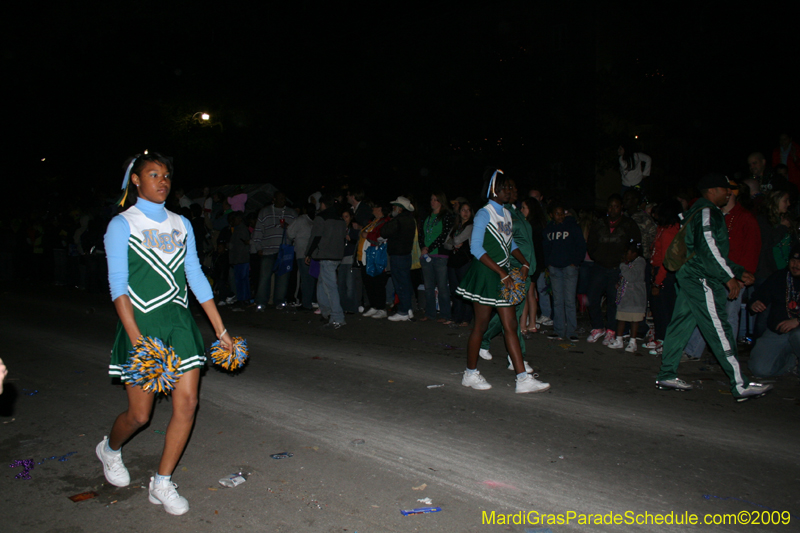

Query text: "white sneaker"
[479, 348, 492, 360]
[507, 355, 533, 373]
[736, 382, 774, 402]
[362, 308, 377, 317]
[149, 476, 189, 515]
[624, 338, 637, 353]
[96, 437, 130, 487]
[586, 329, 605, 343]
[217, 295, 236, 307]
[408, 310, 414, 319]
[371, 309, 387, 319]
[358, 305, 364, 313]
[516, 373, 550, 393]
[656, 378, 693, 391]
[538, 316, 553, 327]
[601, 329, 616, 346]
[388, 313, 410, 322]
[608, 336, 624, 349]
[462, 370, 492, 390]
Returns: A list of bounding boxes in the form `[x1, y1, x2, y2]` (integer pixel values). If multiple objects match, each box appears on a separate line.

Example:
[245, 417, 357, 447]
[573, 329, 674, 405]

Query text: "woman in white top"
[618, 142, 652, 193]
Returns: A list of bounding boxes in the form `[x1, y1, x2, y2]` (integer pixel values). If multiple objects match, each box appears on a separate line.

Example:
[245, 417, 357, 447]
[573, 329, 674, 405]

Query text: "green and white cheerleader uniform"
[456, 199, 518, 307]
[105, 198, 212, 381]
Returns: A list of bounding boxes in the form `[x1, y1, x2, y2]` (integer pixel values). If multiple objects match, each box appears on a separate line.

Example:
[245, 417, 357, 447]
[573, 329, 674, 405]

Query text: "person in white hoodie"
[618, 142, 651, 194]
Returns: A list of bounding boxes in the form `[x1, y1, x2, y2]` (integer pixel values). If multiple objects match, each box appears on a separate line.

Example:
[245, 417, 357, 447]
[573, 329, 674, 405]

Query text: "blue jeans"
[337, 261, 359, 313]
[550, 265, 579, 338]
[233, 263, 251, 303]
[389, 254, 413, 315]
[256, 252, 289, 306]
[421, 256, 451, 319]
[318, 260, 344, 324]
[588, 263, 621, 331]
[297, 257, 316, 309]
[684, 291, 743, 358]
[537, 271, 552, 319]
[748, 328, 800, 377]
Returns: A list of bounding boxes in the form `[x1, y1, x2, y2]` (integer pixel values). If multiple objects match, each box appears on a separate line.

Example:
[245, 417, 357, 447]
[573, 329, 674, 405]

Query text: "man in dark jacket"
[306, 195, 347, 328]
[381, 196, 417, 321]
[586, 194, 641, 344]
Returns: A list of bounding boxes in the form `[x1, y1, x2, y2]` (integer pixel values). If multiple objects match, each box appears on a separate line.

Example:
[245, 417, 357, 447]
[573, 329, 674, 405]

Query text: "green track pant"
[658, 276, 748, 396]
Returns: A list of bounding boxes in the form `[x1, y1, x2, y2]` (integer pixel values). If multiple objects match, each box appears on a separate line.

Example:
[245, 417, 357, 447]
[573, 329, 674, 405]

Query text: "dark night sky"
[5, 2, 798, 208]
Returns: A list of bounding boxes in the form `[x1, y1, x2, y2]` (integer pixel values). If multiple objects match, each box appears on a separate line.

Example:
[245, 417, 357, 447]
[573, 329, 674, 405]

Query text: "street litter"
[427, 384, 444, 389]
[417, 497, 432, 504]
[526, 528, 554, 533]
[412, 483, 427, 491]
[401, 506, 441, 516]
[10, 459, 34, 480]
[68, 491, 99, 502]
[22, 389, 38, 396]
[351, 439, 365, 446]
[270, 452, 294, 459]
[154, 430, 166, 435]
[219, 472, 247, 487]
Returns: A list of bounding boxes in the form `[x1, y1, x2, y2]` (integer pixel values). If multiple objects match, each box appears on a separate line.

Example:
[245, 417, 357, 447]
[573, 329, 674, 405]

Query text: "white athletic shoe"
[408, 310, 414, 319]
[388, 313, 410, 322]
[371, 309, 388, 319]
[96, 437, 130, 487]
[608, 336, 624, 349]
[602, 329, 616, 346]
[149, 476, 189, 515]
[656, 378, 694, 391]
[516, 373, 550, 393]
[624, 338, 637, 353]
[362, 308, 377, 317]
[479, 348, 492, 360]
[462, 370, 492, 390]
[507, 355, 533, 373]
[586, 329, 605, 343]
[735, 382, 774, 402]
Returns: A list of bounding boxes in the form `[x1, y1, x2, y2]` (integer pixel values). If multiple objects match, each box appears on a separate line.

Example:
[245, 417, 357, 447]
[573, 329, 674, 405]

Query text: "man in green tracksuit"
[479, 186, 536, 371]
[656, 174, 773, 401]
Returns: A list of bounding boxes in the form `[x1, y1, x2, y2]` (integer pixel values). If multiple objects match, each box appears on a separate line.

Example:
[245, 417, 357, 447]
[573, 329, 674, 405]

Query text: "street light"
[193, 112, 210, 122]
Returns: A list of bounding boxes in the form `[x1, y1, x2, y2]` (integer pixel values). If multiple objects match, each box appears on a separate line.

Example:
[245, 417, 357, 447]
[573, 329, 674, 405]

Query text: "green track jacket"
[680, 197, 745, 285]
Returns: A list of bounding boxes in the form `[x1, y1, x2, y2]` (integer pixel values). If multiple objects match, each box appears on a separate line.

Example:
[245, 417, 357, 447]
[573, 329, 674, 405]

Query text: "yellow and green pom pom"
[500, 267, 527, 306]
[121, 336, 183, 394]
[209, 337, 249, 371]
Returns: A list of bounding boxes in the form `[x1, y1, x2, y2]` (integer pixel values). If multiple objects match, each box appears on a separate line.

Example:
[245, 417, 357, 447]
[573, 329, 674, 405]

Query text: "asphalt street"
[1, 286, 798, 532]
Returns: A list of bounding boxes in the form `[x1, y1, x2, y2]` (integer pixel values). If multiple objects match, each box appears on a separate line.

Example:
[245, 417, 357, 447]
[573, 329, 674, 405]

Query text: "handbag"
[366, 243, 388, 277]
[272, 227, 295, 275]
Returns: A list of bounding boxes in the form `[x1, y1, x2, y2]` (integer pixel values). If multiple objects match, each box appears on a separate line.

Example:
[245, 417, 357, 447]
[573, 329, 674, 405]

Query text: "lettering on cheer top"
[141, 229, 185, 254]
[547, 231, 570, 240]
[497, 221, 512, 235]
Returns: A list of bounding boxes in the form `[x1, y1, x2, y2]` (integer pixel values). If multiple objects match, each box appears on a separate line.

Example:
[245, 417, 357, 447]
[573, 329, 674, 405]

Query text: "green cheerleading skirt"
[456, 259, 513, 307]
[109, 302, 206, 381]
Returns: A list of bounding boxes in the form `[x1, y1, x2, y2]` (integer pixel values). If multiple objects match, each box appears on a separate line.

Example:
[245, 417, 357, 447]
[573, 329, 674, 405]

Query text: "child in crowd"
[542, 201, 586, 341]
[609, 241, 647, 352]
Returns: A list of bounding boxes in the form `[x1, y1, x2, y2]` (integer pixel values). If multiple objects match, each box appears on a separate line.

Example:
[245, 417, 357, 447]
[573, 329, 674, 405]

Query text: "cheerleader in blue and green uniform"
[96, 153, 236, 516]
[456, 169, 550, 394]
